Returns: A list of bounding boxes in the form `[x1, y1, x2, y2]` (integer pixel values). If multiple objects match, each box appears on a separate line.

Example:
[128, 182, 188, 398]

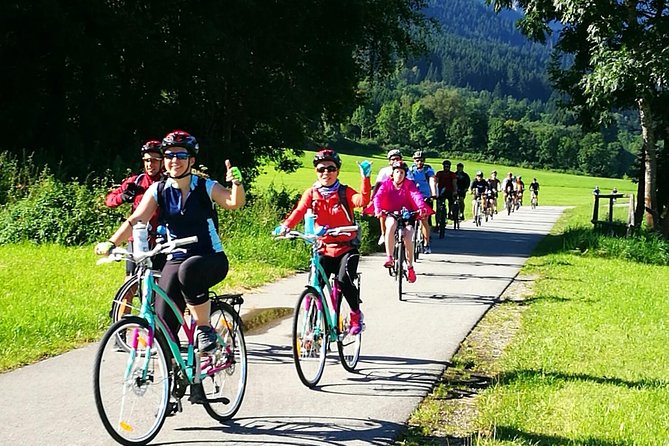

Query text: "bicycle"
[451, 196, 460, 230]
[412, 216, 424, 261]
[473, 195, 483, 226]
[94, 237, 248, 445]
[506, 192, 514, 215]
[484, 192, 495, 222]
[277, 225, 362, 388]
[384, 209, 418, 301]
[530, 190, 538, 209]
[435, 194, 448, 238]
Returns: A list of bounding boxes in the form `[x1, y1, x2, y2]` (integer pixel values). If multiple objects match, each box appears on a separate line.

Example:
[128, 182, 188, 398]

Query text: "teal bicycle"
[277, 225, 363, 388]
[93, 237, 248, 445]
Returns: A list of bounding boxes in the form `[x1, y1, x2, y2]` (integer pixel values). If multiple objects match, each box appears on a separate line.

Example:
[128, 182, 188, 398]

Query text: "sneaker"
[407, 267, 417, 283]
[423, 244, 431, 254]
[188, 384, 206, 405]
[197, 325, 218, 352]
[383, 256, 394, 268]
[349, 310, 364, 335]
[377, 235, 385, 246]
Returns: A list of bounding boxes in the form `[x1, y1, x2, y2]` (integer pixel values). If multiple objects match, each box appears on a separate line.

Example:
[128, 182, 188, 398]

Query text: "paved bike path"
[1, 206, 564, 445]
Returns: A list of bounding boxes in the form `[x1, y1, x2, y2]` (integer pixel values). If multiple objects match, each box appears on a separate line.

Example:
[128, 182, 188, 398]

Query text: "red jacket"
[283, 178, 371, 257]
[105, 172, 162, 240]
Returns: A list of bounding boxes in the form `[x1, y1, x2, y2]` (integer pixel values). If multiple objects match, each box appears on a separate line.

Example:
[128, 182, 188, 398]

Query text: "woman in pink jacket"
[373, 161, 431, 283]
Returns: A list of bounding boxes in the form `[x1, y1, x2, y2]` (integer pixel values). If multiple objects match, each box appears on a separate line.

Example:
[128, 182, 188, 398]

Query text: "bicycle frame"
[304, 246, 340, 343]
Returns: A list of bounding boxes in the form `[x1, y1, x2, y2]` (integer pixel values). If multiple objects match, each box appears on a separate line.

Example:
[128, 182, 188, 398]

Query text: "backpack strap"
[337, 184, 354, 223]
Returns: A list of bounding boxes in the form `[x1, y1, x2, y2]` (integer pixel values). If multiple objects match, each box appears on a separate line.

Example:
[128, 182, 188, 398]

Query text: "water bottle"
[304, 209, 316, 235]
[132, 220, 150, 254]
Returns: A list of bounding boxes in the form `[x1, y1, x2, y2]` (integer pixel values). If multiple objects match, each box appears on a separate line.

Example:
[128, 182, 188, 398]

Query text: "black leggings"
[156, 251, 229, 340]
[319, 250, 361, 312]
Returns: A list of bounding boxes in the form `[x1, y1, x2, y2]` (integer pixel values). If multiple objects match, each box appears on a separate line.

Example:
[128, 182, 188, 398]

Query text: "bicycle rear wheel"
[336, 285, 362, 372]
[93, 317, 170, 446]
[292, 288, 327, 387]
[201, 299, 248, 421]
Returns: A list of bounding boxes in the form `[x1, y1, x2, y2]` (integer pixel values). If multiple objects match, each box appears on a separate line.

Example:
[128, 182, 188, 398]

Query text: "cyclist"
[435, 159, 458, 224]
[275, 149, 371, 335]
[373, 161, 431, 284]
[469, 171, 488, 223]
[515, 176, 525, 207]
[407, 150, 437, 254]
[95, 130, 246, 353]
[368, 149, 403, 246]
[529, 177, 540, 206]
[502, 172, 515, 210]
[105, 140, 165, 276]
[455, 162, 470, 220]
[487, 170, 501, 214]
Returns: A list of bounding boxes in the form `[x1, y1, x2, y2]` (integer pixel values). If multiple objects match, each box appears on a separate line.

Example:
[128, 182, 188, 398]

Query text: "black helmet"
[413, 150, 425, 160]
[442, 159, 451, 167]
[476, 170, 483, 176]
[161, 130, 199, 156]
[391, 160, 408, 172]
[312, 148, 342, 168]
[140, 140, 162, 157]
[457, 162, 464, 167]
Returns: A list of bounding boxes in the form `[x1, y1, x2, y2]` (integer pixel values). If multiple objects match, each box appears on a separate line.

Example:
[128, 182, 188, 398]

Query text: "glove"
[121, 183, 138, 203]
[94, 241, 115, 256]
[357, 160, 372, 178]
[226, 159, 243, 185]
[273, 225, 289, 236]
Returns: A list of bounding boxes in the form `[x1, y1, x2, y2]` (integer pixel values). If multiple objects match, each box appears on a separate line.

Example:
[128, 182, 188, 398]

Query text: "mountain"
[405, 0, 554, 101]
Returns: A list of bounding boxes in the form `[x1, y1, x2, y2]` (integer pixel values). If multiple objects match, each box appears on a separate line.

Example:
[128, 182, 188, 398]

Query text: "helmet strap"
[167, 159, 193, 180]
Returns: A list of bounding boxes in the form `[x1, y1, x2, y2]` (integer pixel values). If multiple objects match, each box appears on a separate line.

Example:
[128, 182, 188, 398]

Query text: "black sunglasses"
[163, 151, 190, 160]
[316, 166, 338, 173]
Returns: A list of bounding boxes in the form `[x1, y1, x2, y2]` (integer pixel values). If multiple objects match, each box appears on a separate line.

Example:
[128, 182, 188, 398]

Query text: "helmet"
[491, 170, 497, 175]
[140, 140, 162, 156]
[413, 150, 425, 160]
[161, 130, 199, 156]
[456, 162, 464, 167]
[476, 170, 483, 176]
[387, 149, 402, 160]
[391, 160, 408, 172]
[442, 159, 451, 166]
[312, 148, 342, 168]
[518, 176, 522, 180]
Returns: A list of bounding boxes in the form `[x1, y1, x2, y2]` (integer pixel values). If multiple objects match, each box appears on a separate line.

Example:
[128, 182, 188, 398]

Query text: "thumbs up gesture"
[225, 159, 243, 185]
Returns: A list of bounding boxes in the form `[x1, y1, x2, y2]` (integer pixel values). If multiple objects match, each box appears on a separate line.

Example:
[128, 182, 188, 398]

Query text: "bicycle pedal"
[167, 400, 182, 416]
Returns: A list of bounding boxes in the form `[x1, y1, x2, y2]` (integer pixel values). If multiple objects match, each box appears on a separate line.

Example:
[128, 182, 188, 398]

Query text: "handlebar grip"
[171, 236, 198, 248]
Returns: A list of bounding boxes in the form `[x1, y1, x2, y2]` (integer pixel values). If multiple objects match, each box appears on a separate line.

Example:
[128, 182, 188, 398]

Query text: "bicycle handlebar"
[96, 235, 199, 265]
[274, 225, 359, 242]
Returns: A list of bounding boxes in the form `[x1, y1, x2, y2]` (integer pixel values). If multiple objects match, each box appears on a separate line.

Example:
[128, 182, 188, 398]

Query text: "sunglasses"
[143, 157, 162, 162]
[389, 157, 401, 162]
[163, 152, 190, 160]
[316, 166, 338, 173]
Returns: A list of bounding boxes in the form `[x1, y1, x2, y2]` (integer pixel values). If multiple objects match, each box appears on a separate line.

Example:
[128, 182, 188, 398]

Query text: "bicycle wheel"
[93, 317, 170, 446]
[336, 286, 362, 372]
[452, 201, 460, 230]
[413, 220, 421, 262]
[292, 288, 327, 387]
[201, 300, 248, 421]
[397, 234, 405, 301]
[109, 275, 141, 352]
[438, 200, 446, 239]
[507, 197, 512, 215]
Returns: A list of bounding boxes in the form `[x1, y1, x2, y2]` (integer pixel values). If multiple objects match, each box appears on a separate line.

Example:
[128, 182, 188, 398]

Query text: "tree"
[488, 0, 669, 233]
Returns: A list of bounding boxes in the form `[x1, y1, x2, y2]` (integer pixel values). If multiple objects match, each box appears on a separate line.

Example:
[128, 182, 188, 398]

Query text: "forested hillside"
[407, 0, 553, 101]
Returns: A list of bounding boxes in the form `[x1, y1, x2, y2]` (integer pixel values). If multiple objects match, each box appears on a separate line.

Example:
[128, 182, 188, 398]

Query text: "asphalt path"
[1, 205, 564, 446]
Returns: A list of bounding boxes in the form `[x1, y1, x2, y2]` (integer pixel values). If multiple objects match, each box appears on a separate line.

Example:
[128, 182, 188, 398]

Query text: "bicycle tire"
[507, 197, 512, 215]
[413, 220, 422, 262]
[109, 275, 141, 352]
[93, 316, 170, 446]
[292, 287, 327, 388]
[452, 200, 460, 230]
[336, 285, 362, 372]
[397, 234, 404, 301]
[438, 200, 446, 238]
[201, 300, 248, 421]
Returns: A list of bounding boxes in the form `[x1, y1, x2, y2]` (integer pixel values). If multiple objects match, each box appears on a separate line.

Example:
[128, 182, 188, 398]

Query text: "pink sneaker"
[407, 267, 416, 283]
[383, 256, 394, 268]
[349, 310, 364, 335]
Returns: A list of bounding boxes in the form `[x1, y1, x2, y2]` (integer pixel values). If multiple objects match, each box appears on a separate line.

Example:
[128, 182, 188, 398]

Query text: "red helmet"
[140, 140, 162, 156]
[161, 130, 199, 156]
[312, 148, 342, 168]
[391, 160, 408, 172]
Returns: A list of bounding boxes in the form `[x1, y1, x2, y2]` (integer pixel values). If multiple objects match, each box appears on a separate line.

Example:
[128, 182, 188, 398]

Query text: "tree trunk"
[637, 97, 658, 230]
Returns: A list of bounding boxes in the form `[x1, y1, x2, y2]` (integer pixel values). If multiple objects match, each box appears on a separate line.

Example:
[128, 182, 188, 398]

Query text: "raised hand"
[225, 159, 243, 185]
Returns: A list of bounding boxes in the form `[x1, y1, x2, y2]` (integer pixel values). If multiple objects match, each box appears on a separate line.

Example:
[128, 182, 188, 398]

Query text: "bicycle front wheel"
[413, 220, 421, 262]
[336, 289, 362, 372]
[397, 235, 405, 301]
[201, 300, 248, 421]
[292, 288, 327, 387]
[93, 317, 170, 446]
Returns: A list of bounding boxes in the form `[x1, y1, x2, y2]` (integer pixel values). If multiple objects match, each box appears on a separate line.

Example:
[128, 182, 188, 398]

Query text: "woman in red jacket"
[276, 149, 371, 334]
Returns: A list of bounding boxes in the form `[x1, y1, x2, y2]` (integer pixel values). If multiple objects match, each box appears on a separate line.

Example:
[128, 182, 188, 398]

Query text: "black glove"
[121, 183, 138, 203]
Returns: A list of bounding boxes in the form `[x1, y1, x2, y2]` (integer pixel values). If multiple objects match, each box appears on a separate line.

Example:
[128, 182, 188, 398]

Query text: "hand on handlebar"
[94, 241, 115, 256]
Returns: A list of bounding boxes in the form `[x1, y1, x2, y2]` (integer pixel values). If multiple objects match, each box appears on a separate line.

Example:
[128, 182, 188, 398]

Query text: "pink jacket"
[373, 178, 431, 216]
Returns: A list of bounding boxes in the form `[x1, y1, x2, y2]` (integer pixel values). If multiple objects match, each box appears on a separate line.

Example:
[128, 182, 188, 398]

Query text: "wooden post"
[592, 193, 600, 225]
